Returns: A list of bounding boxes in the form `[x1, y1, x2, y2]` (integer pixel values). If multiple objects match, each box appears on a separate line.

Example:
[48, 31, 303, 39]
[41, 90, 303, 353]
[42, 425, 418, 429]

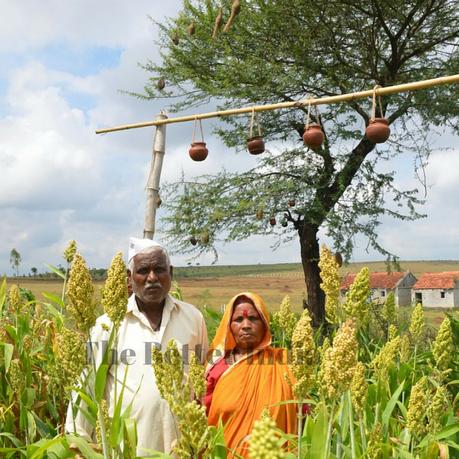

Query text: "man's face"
[130, 250, 172, 307]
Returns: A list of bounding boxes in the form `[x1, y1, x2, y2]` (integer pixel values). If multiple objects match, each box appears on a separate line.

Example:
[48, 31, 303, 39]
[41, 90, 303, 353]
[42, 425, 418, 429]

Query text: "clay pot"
[172, 34, 180, 45]
[303, 124, 324, 149]
[247, 136, 265, 155]
[365, 118, 390, 143]
[201, 231, 209, 244]
[189, 142, 208, 161]
[256, 209, 264, 220]
[269, 217, 276, 226]
[190, 236, 197, 246]
[288, 199, 295, 207]
[157, 77, 165, 91]
[334, 252, 343, 267]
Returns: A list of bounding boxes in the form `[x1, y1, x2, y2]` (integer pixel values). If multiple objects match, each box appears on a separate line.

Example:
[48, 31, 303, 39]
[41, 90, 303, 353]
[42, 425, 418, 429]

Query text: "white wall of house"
[371, 288, 390, 303]
[411, 289, 456, 308]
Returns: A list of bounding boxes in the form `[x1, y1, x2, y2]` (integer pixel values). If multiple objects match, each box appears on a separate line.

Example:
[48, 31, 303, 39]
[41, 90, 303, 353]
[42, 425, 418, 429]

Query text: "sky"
[1, 0, 458, 276]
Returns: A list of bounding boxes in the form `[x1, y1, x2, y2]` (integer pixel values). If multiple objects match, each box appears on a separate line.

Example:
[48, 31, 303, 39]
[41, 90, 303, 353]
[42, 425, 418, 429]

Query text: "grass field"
[8, 260, 459, 323]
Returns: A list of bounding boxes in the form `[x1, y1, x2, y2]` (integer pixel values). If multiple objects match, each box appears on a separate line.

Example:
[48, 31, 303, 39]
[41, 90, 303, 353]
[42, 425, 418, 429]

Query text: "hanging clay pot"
[288, 199, 295, 207]
[201, 231, 210, 244]
[247, 136, 265, 155]
[189, 142, 208, 161]
[365, 118, 390, 143]
[256, 209, 264, 220]
[190, 236, 197, 246]
[172, 34, 180, 45]
[334, 252, 343, 267]
[269, 217, 276, 226]
[157, 77, 165, 91]
[187, 22, 196, 36]
[303, 124, 324, 149]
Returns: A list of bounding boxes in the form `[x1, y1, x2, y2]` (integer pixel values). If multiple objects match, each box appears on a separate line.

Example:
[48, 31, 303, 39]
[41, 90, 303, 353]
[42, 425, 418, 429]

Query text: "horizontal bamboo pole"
[96, 74, 459, 134]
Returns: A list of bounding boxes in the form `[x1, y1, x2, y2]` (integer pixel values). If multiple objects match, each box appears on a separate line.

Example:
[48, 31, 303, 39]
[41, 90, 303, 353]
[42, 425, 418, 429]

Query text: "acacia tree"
[140, 0, 459, 324]
[9, 248, 21, 277]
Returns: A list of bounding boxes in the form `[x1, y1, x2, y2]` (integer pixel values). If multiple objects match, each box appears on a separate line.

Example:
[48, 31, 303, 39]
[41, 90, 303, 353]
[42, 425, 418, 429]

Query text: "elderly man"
[66, 237, 208, 456]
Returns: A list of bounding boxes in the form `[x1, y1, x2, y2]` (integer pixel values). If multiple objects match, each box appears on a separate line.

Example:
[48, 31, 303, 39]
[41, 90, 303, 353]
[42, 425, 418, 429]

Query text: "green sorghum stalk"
[289, 309, 315, 400]
[248, 410, 288, 459]
[66, 253, 95, 335]
[427, 385, 449, 433]
[351, 361, 368, 416]
[101, 252, 128, 328]
[343, 267, 370, 325]
[272, 295, 297, 342]
[318, 245, 340, 324]
[382, 292, 397, 325]
[371, 336, 401, 380]
[321, 320, 358, 400]
[409, 303, 425, 345]
[406, 376, 428, 437]
[63, 240, 77, 264]
[432, 317, 453, 372]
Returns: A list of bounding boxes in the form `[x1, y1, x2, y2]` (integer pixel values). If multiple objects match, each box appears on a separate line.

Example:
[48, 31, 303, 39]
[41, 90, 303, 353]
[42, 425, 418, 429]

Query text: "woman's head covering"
[209, 292, 272, 363]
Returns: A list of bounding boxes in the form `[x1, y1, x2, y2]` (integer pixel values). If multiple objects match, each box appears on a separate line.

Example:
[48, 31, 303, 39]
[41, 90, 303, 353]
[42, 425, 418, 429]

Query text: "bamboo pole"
[96, 74, 459, 134]
[144, 112, 167, 239]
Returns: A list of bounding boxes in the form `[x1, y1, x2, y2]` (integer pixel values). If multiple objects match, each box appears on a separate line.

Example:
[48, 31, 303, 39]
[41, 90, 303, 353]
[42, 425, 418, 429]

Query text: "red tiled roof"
[413, 272, 459, 290]
[341, 272, 406, 290]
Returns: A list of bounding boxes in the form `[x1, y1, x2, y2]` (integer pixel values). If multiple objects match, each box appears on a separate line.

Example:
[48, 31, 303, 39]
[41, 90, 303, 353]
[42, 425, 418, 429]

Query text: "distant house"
[340, 271, 417, 306]
[412, 272, 459, 308]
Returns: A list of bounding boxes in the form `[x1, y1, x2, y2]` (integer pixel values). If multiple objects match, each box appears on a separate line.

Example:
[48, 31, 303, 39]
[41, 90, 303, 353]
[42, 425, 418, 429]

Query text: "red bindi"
[242, 309, 249, 318]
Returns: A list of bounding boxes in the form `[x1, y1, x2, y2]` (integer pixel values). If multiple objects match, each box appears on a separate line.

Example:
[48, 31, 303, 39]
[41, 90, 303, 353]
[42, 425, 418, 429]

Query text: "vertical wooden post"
[144, 112, 167, 239]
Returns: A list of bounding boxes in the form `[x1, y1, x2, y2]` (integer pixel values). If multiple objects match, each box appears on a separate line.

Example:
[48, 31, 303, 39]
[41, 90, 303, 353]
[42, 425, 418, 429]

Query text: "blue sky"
[1, 0, 459, 276]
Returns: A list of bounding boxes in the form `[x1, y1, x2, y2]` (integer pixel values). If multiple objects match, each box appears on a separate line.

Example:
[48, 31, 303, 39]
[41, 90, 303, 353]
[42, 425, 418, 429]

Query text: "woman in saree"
[204, 292, 297, 458]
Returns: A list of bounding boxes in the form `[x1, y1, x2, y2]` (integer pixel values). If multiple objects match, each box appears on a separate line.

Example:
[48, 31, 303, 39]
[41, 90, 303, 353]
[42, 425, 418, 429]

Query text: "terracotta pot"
[334, 252, 343, 267]
[247, 136, 265, 155]
[256, 209, 264, 220]
[201, 231, 210, 244]
[190, 236, 197, 246]
[303, 124, 324, 149]
[269, 217, 276, 226]
[365, 118, 390, 143]
[288, 199, 295, 207]
[189, 142, 208, 161]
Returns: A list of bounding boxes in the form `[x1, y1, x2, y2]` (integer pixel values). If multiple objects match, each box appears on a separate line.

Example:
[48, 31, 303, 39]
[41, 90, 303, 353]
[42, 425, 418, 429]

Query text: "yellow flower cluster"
[96, 399, 111, 447]
[343, 267, 370, 325]
[152, 340, 210, 458]
[66, 254, 95, 335]
[406, 376, 428, 437]
[101, 252, 128, 328]
[289, 309, 315, 400]
[427, 385, 449, 433]
[63, 240, 77, 264]
[409, 303, 425, 345]
[371, 336, 401, 380]
[382, 292, 397, 325]
[321, 320, 358, 400]
[188, 353, 206, 399]
[318, 245, 340, 324]
[388, 324, 398, 340]
[351, 361, 367, 415]
[399, 335, 411, 363]
[432, 317, 453, 372]
[366, 423, 383, 459]
[248, 410, 288, 459]
[55, 327, 87, 394]
[8, 284, 22, 312]
[272, 295, 297, 343]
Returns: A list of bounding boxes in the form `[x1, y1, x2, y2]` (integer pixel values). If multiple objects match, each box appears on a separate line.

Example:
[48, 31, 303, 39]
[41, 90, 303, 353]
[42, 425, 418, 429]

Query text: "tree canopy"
[140, 0, 459, 324]
[9, 248, 21, 277]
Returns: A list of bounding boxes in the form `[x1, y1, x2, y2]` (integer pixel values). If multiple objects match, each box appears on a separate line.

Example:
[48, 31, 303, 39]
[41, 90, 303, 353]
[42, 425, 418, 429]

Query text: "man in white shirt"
[65, 238, 208, 456]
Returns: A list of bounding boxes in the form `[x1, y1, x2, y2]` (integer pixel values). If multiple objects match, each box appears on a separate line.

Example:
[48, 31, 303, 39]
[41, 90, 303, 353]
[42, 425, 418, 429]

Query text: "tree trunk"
[299, 221, 325, 327]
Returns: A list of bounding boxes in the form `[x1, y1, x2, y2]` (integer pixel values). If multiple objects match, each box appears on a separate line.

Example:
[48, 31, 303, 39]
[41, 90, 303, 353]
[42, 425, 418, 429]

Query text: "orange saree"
[206, 292, 297, 458]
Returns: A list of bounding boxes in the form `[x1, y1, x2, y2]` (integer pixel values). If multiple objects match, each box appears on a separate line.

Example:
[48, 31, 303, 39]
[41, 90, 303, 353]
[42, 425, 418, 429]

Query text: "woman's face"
[230, 301, 266, 352]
